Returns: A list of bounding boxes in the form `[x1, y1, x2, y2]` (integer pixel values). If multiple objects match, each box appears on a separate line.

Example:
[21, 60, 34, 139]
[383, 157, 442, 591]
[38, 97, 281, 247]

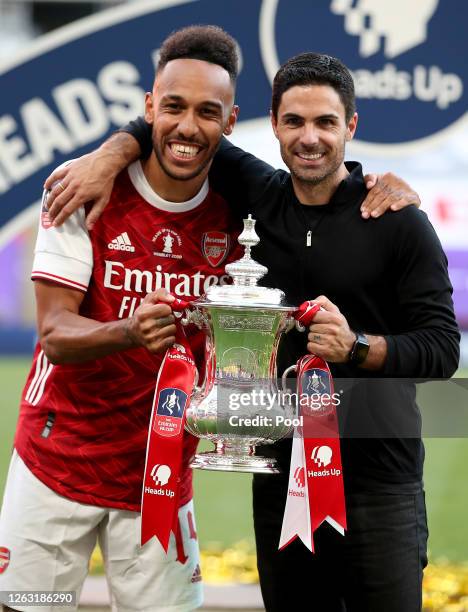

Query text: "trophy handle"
[281, 364, 297, 393]
[295, 320, 306, 332]
[192, 368, 201, 395]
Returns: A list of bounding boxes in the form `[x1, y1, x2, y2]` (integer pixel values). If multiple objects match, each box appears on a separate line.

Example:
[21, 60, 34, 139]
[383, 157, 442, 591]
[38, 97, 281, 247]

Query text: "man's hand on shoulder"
[126, 290, 177, 354]
[44, 131, 142, 230]
[361, 172, 421, 219]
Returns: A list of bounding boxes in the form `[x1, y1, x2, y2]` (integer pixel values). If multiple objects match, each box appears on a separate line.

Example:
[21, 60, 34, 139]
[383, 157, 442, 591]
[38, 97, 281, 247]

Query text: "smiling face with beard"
[271, 84, 358, 204]
[143, 58, 238, 201]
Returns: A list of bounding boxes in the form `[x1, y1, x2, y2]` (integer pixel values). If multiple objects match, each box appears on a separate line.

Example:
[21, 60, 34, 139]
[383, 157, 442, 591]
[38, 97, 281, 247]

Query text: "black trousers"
[253, 474, 428, 612]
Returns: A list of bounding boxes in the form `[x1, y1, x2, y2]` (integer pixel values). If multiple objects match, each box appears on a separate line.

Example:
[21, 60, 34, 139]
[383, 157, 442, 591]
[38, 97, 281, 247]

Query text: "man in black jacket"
[43, 51, 459, 612]
[205, 53, 460, 612]
[202, 53, 459, 611]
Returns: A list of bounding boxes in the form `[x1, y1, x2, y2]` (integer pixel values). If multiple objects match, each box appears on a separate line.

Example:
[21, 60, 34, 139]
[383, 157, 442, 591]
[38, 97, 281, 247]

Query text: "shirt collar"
[330, 161, 366, 207]
[287, 161, 366, 208]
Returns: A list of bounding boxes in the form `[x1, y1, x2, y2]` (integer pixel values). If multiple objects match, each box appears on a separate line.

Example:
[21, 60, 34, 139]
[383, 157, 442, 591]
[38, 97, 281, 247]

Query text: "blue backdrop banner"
[1, 0, 466, 232]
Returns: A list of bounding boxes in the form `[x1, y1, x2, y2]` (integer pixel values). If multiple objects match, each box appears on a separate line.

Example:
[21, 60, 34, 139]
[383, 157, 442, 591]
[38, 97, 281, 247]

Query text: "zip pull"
[306, 230, 312, 247]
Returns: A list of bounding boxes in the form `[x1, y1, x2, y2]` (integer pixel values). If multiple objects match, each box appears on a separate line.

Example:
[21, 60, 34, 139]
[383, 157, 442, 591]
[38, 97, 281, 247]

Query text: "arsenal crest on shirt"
[202, 232, 229, 267]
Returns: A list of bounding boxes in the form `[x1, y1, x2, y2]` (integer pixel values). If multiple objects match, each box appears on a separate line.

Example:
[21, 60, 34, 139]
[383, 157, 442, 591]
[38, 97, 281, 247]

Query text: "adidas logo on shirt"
[191, 563, 202, 583]
[108, 232, 135, 252]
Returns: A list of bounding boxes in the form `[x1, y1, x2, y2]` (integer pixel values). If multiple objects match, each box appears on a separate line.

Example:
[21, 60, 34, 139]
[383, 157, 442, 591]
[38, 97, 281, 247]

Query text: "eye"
[165, 103, 182, 111]
[200, 107, 220, 118]
[284, 116, 302, 126]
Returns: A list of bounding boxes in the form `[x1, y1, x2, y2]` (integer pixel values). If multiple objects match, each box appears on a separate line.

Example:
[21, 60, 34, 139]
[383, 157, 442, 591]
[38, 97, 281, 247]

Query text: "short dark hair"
[271, 52, 356, 121]
[158, 25, 239, 84]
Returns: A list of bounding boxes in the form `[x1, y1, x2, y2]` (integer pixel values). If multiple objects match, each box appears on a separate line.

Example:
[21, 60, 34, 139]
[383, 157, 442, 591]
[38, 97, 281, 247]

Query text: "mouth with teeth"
[296, 151, 325, 161]
[169, 142, 203, 160]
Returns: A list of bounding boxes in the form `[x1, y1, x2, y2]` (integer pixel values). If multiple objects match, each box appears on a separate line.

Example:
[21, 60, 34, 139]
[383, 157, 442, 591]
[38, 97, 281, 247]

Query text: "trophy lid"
[199, 215, 293, 308]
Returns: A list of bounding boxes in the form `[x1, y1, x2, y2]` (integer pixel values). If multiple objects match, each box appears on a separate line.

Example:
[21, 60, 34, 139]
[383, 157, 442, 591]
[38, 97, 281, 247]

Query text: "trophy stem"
[215, 440, 254, 456]
[190, 439, 280, 474]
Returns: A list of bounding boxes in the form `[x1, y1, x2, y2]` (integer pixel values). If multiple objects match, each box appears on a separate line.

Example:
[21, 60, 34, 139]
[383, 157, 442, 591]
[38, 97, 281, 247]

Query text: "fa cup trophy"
[181, 215, 298, 473]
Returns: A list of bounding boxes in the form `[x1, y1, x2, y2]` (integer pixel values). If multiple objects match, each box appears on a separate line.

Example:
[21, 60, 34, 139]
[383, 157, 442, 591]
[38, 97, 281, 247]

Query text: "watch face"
[352, 333, 370, 364]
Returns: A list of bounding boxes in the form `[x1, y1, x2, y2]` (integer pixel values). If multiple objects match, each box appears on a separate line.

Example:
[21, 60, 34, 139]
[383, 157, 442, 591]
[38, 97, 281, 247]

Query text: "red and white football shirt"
[15, 161, 242, 511]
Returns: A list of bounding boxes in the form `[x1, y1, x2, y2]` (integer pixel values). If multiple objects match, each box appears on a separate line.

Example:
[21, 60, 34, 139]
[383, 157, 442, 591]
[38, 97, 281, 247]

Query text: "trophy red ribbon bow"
[279, 301, 347, 552]
[140, 297, 196, 552]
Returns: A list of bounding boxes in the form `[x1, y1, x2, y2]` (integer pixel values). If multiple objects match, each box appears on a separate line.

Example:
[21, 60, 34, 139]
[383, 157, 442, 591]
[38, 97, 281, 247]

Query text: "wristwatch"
[349, 332, 370, 365]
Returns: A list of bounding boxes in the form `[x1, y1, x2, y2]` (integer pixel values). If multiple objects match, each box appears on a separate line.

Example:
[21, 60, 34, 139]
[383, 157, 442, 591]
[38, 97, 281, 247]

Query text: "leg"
[101, 499, 203, 611]
[342, 491, 428, 612]
[0, 451, 103, 612]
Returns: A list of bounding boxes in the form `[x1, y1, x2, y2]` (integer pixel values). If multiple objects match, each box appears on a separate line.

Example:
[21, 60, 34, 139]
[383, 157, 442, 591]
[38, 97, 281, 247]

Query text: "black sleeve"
[118, 116, 152, 158]
[209, 137, 277, 208]
[382, 208, 460, 378]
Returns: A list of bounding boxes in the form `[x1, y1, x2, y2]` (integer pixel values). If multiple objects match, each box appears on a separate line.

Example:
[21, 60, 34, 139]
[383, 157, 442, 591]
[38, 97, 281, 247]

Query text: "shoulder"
[376, 205, 435, 234]
[214, 137, 280, 181]
[373, 206, 444, 256]
[261, 168, 290, 195]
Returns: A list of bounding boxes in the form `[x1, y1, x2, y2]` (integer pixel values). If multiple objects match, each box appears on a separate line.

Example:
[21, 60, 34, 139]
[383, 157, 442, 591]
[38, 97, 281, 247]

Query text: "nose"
[177, 109, 199, 141]
[300, 123, 319, 148]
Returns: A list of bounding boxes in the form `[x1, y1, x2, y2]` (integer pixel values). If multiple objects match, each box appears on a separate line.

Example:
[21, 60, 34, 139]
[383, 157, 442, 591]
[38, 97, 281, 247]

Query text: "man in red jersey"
[0, 26, 241, 612]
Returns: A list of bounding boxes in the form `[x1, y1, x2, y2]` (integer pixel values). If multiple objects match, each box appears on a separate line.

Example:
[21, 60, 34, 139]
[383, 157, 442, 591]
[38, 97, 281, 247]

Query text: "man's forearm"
[359, 335, 387, 371]
[98, 130, 143, 172]
[383, 328, 460, 378]
[44, 129, 145, 229]
[40, 310, 134, 364]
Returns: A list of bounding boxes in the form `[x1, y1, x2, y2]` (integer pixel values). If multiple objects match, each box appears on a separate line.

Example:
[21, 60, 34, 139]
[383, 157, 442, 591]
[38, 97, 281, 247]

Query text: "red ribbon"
[279, 301, 346, 552]
[298, 354, 347, 541]
[140, 298, 197, 552]
[295, 300, 321, 327]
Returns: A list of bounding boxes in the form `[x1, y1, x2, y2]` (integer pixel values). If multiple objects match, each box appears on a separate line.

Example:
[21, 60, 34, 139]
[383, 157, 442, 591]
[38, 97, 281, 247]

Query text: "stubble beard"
[284, 139, 346, 189]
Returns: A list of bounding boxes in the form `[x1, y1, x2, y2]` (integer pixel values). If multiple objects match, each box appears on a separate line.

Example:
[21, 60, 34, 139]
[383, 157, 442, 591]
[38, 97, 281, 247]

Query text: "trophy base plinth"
[190, 451, 280, 474]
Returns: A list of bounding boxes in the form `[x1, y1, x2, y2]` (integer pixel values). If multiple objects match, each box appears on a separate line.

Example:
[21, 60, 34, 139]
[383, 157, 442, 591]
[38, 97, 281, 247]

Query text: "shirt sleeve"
[118, 116, 153, 158]
[209, 137, 278, 209]
[31, 189, 93, 293]
[382, 208, 460, 378]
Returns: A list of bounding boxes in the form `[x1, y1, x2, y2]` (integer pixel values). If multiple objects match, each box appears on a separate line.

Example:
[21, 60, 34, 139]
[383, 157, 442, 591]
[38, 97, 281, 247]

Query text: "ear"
[345, 112, 358, 142]
[223, 105, 239, 136]
[270, 110, 279, 140]
[144, 91, 154, 124]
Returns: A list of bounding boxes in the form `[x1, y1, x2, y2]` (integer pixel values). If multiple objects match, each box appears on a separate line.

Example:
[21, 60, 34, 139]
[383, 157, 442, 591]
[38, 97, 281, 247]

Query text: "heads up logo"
[293, 466, 305, 488]
[150, 464, 171, 486]
[260, 0, 467, 147]
[311, 445, 333, 468]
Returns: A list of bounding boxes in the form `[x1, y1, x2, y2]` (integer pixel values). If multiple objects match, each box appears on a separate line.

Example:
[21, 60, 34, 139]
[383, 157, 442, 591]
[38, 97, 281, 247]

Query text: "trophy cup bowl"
[181, 216, 297, 473]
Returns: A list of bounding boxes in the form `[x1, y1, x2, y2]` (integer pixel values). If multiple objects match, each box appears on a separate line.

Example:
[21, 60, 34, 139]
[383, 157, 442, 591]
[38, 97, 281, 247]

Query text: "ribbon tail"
[324, 516, 345, 536]
[303, 435, 347, 538]
[279, 434, 314, 552]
